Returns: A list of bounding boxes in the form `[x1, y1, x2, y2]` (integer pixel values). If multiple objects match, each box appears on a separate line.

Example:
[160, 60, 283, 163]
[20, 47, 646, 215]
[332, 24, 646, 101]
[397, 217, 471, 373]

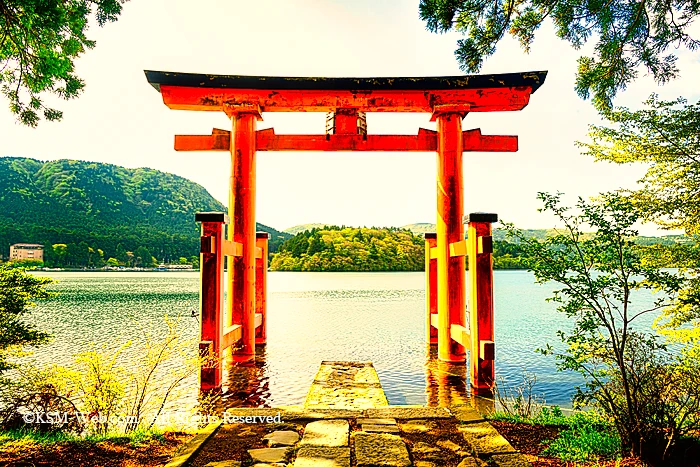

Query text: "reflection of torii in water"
[144, 70, 547, 394]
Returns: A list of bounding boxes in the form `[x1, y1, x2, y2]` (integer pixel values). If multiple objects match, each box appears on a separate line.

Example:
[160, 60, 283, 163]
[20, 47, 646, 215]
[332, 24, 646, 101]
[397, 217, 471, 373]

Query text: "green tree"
[0, 265, 53, 373]
[115, 243, 128, 265]
[503, 192, 700, 462]
[0, 0, 127, 126]
[579, 94, 700, 234]
[134, 246, 155, 267]
[419, 0, 700, 111]
[579, 96, 700, 350]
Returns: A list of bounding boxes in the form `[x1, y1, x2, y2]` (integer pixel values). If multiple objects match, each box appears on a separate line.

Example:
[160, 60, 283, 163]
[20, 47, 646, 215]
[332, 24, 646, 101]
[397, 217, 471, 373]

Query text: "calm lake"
[25, 270, 660, 411]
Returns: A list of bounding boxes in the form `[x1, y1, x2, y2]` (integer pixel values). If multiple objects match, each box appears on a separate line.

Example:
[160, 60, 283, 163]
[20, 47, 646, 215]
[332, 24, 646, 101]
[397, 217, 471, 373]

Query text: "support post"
[466, 212, 497, 393]
[196, 212, 228, 391]
[435, 111, 467, 362]
[226, 105, 261, 362]
[255, 232, 269, 345]
[424, 233, 438, 345]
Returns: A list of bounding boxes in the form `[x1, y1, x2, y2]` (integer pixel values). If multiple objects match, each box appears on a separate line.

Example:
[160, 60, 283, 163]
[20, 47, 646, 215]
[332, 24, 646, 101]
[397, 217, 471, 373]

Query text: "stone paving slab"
[489, 453, 533, 467]
[361, 424, 400, 433]
[449, 404, 485, 424]
[299, 420, 349, 447]
[437, 439, 463, 452]
[457, 458, 486, 467]
[458, 422, 517, 455]
[304, 386, 388, 409]
[204, 461, 241, 467]
[411, 442, 441, 455]
[364, 407, 452, 419]
[225, 407, 361, 421]
[356, 417, 396, 425]
[294, 447, 351, 467]
[397, 419, 436, 433]
[353, 432, 411, 467]
[263, 430, 300, 447]
[247, 447, 293, 463]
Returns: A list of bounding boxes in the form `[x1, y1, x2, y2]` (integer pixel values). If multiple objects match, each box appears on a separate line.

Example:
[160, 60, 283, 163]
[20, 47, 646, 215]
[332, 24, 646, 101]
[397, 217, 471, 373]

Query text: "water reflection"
[220, 345, 271, 407]
[424, 345, 495, 414]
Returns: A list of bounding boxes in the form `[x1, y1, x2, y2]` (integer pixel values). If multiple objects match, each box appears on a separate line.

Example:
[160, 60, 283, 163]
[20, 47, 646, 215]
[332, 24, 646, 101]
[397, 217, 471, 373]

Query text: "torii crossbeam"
[145, 70, 547, 394]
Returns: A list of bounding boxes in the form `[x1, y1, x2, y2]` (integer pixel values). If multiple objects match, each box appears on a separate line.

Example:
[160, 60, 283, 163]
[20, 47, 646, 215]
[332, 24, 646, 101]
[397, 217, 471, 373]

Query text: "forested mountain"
[0, 157, 290, 266]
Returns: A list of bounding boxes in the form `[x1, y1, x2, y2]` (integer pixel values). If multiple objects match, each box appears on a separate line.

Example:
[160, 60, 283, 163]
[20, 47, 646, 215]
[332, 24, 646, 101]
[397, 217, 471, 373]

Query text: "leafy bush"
[1, 316, 202, 437]
[503, 192, 700, 464]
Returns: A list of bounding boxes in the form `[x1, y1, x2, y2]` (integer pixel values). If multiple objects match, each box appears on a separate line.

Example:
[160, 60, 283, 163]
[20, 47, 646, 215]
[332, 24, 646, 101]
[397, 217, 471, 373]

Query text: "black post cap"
[424, 232, 437, 239]
[195, 212, 229, 223]
[464, 213, 498, 223]
[256, 232, 270, 239]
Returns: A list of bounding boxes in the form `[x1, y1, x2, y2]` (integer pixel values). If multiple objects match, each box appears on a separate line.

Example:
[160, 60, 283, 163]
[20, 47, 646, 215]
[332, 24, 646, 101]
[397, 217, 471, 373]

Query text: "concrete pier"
[304, 361, 389, 409]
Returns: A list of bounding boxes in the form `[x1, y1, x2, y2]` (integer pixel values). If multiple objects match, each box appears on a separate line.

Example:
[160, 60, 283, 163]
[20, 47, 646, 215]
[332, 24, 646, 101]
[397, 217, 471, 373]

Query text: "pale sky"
[1, 0, 698, 235]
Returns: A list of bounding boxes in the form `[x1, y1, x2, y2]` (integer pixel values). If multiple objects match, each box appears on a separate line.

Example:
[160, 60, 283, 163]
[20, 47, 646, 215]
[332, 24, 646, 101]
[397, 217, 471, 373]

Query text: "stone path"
[217, 405, 529, 467]
[176, 362, 533, 467]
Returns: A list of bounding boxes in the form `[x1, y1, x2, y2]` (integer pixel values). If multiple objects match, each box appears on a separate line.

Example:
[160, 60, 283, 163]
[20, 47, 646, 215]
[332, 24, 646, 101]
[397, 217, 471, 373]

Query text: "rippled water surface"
[26, 270, 660, 410]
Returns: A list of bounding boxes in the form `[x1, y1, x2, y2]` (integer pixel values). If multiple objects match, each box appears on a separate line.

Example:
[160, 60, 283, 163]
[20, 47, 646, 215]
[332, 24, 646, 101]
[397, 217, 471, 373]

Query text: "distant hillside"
[0, 157, 289, 264]
[402, 224, 552, 241]
[283, 223, 330, 236]
[401, 223, 686, 245]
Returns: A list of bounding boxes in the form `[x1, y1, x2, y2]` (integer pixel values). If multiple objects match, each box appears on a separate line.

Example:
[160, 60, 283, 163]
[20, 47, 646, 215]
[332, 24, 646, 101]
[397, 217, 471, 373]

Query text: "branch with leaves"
[0, 0, 126, 126]
[419, 0, 700, 111]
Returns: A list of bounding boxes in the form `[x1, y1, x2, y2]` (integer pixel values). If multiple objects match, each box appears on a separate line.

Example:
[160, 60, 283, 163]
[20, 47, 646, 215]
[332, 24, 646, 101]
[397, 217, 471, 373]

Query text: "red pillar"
[467, 212, 497, 393]
[226, 106, 261, 362]
[424, 233, 438, 345]
[196, 212, 227, 390]
[255, 232, 269, 345]
[436, 111, 467, 362]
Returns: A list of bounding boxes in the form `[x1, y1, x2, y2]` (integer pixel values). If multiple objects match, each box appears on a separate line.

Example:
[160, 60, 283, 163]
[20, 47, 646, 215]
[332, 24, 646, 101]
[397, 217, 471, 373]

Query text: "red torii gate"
[145, 70, 547, 394]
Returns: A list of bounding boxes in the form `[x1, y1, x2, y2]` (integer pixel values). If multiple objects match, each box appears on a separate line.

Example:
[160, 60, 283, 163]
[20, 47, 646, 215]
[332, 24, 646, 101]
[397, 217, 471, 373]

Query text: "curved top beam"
[145, 70, 547, 93]
[144, 70, 547, 113]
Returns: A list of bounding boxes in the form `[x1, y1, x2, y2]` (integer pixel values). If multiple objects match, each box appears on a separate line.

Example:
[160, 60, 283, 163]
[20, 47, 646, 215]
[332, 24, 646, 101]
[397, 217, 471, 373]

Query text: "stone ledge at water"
[304, 362, 389, 409]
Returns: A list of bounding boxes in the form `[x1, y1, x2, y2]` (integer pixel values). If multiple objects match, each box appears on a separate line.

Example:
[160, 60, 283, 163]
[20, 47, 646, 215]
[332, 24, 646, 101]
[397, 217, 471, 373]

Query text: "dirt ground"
[0, 432, 192, 467]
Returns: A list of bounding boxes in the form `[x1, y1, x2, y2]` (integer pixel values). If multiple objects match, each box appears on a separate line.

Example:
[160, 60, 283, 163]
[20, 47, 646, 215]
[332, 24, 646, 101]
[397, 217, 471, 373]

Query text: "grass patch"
[0, 426, 170, 450]
[489, 406, 622, 463]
